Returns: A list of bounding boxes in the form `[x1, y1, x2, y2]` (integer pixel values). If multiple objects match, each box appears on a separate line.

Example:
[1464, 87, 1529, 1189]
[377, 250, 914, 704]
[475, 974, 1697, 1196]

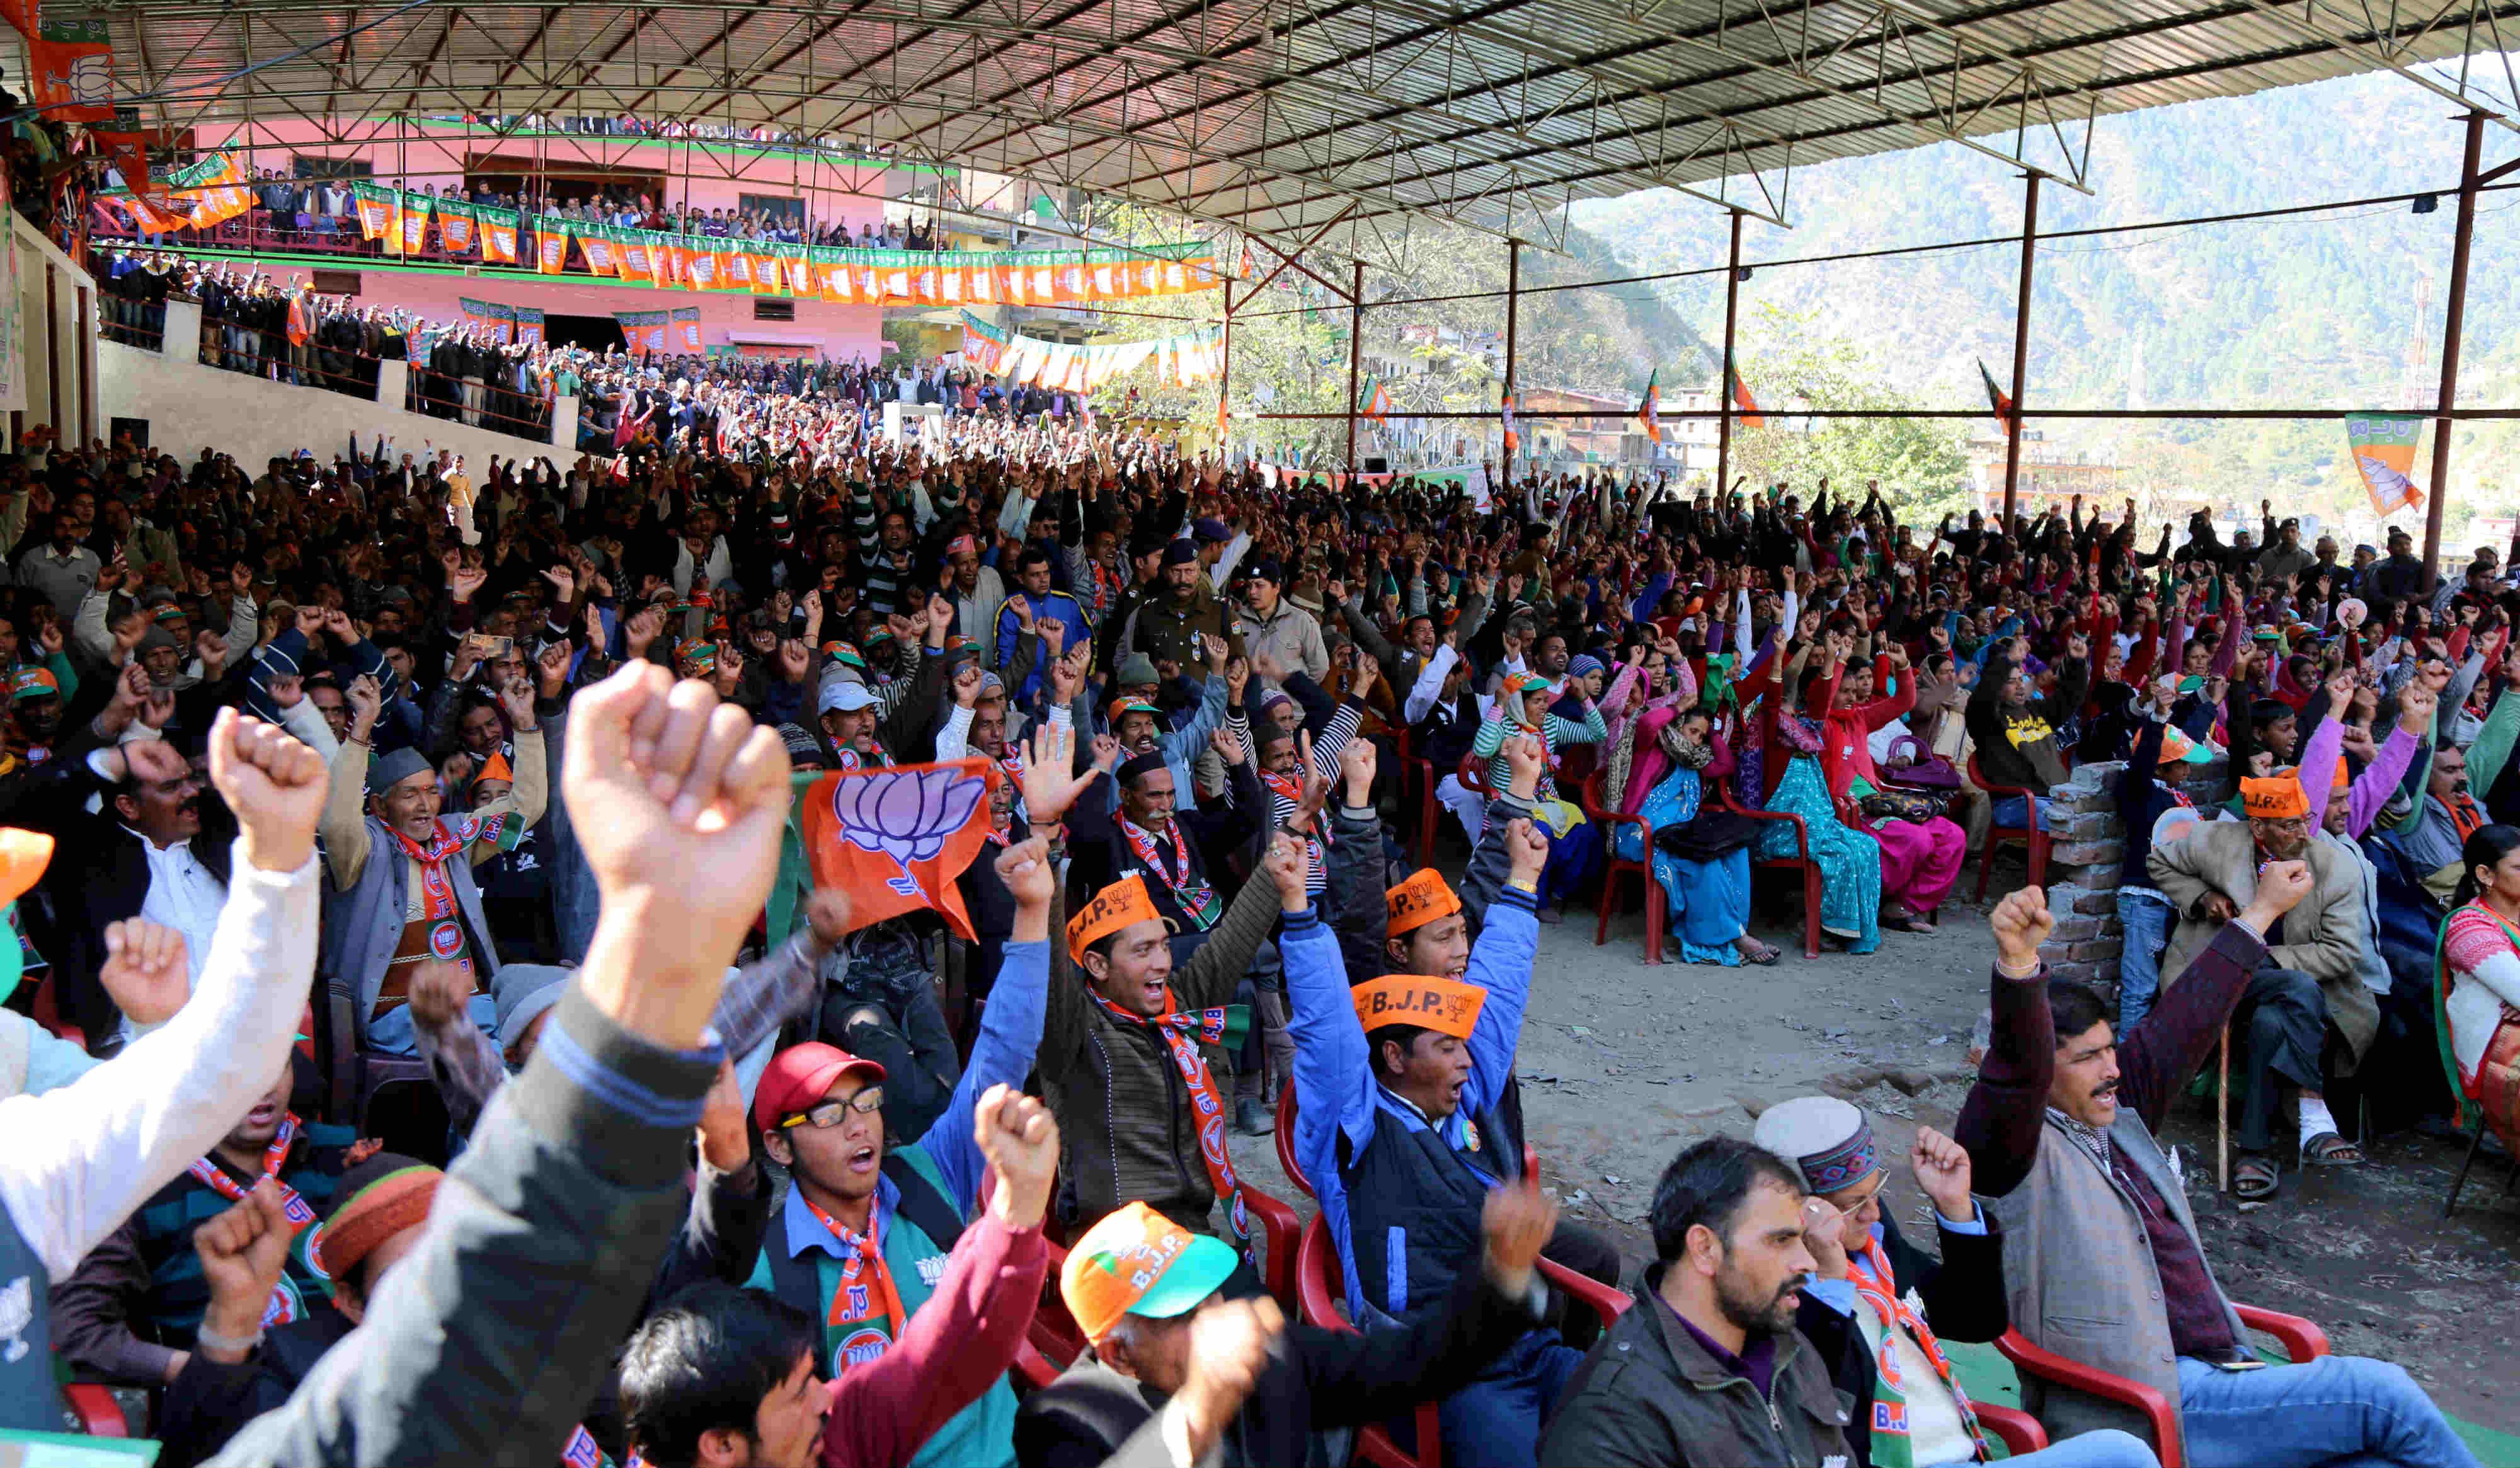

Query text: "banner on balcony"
[958, 310, 1218, 391]
[30, 18, 113, 122]
[614, 309, 672, 354]
[436, 199, 475, 255]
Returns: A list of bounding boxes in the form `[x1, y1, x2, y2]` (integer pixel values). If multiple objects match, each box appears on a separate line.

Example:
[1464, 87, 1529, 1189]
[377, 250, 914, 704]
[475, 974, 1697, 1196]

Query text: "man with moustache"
[2146, 772, 2373, 1203]
[6, 726, 232, 1047]
[1958, 881, 2475, 1468]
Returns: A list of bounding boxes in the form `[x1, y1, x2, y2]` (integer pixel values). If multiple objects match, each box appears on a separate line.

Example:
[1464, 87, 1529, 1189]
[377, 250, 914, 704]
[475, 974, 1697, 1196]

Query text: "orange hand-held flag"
[798, 760, 1000, 941]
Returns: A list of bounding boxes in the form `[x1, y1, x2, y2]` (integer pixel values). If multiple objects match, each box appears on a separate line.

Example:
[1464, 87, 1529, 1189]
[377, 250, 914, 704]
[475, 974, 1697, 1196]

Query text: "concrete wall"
[9, 214, 101, 447]
[100, 333, 575, 470]
[345, 272, 887, 362]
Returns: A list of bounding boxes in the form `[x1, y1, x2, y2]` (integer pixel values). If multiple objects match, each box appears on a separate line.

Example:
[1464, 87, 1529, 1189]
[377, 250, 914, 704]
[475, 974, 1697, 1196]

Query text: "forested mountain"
[1569, 68, 2520, 533]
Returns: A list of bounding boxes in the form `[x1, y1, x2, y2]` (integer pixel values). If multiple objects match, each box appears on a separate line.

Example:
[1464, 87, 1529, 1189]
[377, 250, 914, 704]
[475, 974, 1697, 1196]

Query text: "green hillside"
[1568, 68, 2520, 536]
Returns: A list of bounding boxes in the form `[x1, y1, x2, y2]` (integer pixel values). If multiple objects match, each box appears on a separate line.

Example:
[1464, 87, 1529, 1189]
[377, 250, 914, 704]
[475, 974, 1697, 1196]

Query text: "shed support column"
[1503, 240, 1519, 495]
[2002, 172, 2041, 529]
[2422, 110, 2488, 594]
[1344, 260, 1364, 479]
[1717, 210, 1742, 496]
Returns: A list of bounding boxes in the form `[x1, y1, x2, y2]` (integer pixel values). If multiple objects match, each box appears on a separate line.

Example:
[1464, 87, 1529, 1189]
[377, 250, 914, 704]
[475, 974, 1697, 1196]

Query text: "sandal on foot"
[1737, 940, 1782, 966]
[2233, 1154, 2281, 1201]
[2301, 1130, 2364, 1167]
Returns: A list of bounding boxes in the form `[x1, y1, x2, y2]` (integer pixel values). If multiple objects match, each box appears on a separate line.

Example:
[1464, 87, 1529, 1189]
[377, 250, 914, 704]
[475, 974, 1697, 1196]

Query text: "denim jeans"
[1433, 1328, 1582, 1468]
[1992, 794, 2065, 832]
[2116, 889, 2177, 1033]
[2176, 1355, 2480, 1468]
[1931, 1426, 2158, 1468]
[365, 992, 498, 1057]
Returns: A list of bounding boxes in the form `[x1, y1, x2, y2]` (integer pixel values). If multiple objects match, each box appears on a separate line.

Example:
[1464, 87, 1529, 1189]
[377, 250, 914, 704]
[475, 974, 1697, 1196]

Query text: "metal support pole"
[1503, 240, 1519, 493]
[2423, 111, 2488, 594]
[2002, 173, 2041, 529]
[1717, 210, 1742, 495]
[1220, 280, 1234, 453]
[44, 263, 59, 437]
[1345, 259, 1365, 479]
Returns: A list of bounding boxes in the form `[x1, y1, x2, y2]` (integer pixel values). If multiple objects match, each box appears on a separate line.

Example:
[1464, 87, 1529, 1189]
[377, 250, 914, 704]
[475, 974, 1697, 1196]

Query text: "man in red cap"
[743, 834, 1058, 1468]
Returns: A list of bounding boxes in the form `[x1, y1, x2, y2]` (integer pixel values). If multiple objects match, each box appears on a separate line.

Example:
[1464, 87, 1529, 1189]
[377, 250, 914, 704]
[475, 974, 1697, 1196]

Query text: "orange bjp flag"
[798, 759, 1001, 941]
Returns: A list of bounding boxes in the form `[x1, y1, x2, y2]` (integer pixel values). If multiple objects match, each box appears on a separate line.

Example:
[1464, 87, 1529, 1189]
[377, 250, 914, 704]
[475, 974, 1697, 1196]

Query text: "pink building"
[104, 118, 1090, 358]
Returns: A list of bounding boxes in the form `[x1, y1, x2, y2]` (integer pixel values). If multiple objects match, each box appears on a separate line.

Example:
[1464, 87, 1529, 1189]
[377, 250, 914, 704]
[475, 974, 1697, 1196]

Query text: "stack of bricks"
[2019, 755, 2230, 1007]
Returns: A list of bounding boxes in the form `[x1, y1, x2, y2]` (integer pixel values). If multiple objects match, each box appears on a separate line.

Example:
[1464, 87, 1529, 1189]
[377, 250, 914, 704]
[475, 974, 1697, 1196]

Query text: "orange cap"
[1351, 973, 1486, 1041]
[0, 829, 54, 907]
[1066, 874, 1161, 964]
[1384, 869, 1462, 939]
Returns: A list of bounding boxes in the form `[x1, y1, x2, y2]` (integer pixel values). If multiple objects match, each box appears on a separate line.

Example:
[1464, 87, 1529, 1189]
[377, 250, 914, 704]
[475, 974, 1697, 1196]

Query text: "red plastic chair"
[1715, 787, 1823, 959]
[1975, 1404, 2049, 1456]
[1297, 1216, 1444, 1467]
[1969, 754, 2052, 902]
[62, 1382, 129, 1436]
[1582, 769, 1663, 964]
[1022, 1234, 1085, 1386]
[30, 970, 85, 1049]
[1996, 1304, 2328, 1468]
[1454, 751, 1491, 801]
[1294, 1215, 1629, 1468]
[1395, 726, 1438, 867]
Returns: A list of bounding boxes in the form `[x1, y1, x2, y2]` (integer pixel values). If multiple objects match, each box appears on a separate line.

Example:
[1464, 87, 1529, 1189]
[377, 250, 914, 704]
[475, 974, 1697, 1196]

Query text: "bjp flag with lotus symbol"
[799, 759, 1001, 939]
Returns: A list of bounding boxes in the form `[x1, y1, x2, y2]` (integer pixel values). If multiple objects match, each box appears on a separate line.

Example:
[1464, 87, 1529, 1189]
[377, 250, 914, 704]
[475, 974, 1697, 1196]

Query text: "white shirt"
[128, 827, 224, 996]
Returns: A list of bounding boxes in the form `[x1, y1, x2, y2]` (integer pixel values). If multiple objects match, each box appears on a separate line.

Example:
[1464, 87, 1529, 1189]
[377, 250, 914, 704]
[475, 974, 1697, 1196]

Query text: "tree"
[1727, 305, 1973, 520]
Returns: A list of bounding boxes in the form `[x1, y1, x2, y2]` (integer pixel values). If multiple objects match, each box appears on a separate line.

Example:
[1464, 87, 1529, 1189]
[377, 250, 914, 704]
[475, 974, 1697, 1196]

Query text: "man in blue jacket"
[1286, 809, 1574, 1468]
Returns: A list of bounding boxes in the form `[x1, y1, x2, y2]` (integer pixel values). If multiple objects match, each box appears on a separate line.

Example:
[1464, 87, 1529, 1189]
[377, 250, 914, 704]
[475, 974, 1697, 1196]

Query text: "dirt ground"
[1232, 884, 2520, 1448]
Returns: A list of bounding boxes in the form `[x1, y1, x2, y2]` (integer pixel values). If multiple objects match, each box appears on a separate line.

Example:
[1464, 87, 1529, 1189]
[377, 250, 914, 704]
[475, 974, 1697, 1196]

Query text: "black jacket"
[1014, 1256, 1543, 1468]
[0, 748, 237, 1043]
[1793, 1210, 2008, 1468]
[1540, 1265, 1855, 1468]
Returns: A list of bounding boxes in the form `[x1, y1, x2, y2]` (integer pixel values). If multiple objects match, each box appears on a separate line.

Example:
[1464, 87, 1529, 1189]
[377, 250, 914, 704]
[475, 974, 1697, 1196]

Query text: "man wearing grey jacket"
[1957, 881, 2475, 1468]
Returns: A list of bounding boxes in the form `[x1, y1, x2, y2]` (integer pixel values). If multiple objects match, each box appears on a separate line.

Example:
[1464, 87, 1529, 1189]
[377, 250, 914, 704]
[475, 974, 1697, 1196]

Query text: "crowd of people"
[97, 171, 975, 265]
[93, 251, 1096, 450]
[0, 389, 2502, 1468]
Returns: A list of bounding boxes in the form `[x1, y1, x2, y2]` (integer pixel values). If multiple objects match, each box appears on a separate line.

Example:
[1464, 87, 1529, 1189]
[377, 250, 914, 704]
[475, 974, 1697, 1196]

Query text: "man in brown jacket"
[1538, 1137, 1853, 1467]
[1957, 881, 2475, 1468]
[1040, 833, 1303, 1280]
[2146, 774, 2377, 1201]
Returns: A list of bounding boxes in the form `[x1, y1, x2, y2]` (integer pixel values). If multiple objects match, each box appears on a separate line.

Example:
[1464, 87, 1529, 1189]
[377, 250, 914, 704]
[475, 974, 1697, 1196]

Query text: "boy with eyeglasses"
[743, 834, 1059, 1468]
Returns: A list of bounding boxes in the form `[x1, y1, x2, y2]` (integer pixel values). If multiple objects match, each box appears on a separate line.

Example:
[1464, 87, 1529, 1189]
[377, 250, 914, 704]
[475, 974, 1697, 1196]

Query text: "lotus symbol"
[830, 766, 987, 899]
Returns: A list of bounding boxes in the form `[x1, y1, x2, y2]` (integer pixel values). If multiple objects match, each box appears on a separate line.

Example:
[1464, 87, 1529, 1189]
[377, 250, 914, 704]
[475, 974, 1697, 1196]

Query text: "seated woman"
[1611, 706, 1777, 965]
[1470, 670, 1606, 922]
[2439, 824, 2520, 1153]
[1740, 636, 1883, 956]
[1806, 638, 1966, 934]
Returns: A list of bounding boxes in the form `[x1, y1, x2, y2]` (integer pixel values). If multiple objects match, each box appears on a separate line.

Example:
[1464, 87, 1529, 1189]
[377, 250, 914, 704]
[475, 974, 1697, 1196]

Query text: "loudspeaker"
[1365, 456, 1389, 474]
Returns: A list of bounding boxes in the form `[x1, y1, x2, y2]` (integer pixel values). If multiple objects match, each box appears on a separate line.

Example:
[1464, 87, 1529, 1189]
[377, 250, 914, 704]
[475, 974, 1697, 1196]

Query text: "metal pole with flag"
[1636, 368, 1662, 443]
[1727, 367, 1766, 430]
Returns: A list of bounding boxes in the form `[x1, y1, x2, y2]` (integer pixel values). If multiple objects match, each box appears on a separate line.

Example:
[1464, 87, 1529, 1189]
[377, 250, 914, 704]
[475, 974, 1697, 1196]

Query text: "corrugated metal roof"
[66, 0, 2520, 259]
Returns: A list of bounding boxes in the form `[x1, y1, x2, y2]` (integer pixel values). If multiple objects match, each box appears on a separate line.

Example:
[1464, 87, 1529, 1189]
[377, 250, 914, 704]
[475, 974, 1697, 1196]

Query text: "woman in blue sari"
[1755, 681, 1885, 955]
[1612, 707, 1779, 965]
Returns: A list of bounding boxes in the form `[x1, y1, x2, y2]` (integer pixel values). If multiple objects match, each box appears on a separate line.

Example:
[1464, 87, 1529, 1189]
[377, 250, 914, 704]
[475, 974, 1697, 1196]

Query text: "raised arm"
[0, 711, 324, 1284]
[209, 663, 791, 1467]
[1955, 889, 2058, 1200]
[917, 834, 1057, 1213]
